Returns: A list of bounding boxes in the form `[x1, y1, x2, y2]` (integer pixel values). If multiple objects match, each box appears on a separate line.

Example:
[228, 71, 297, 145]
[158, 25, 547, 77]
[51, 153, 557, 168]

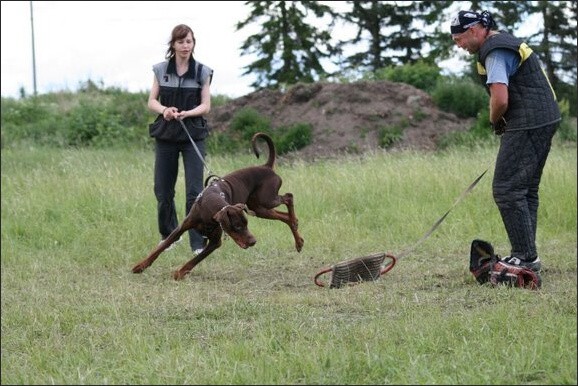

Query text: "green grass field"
[1, 143, 576, 384]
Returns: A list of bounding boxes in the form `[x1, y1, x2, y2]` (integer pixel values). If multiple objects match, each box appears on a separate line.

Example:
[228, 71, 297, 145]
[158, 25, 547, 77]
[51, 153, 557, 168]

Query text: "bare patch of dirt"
[208, 80, 474, 159]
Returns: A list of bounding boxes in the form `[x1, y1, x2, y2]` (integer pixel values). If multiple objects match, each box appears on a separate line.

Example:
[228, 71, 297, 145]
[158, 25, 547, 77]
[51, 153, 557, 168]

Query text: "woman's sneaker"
[501, 256, 541, 272]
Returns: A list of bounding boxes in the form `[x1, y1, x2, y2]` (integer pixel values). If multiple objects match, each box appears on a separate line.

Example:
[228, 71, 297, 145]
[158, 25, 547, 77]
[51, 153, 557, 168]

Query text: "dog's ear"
[230, 203, 250, 214]
[214, 205, 232, 224]
[243, 204, 256, 216]
[213, 208, 226, 224]
[214, 204, 247, 224]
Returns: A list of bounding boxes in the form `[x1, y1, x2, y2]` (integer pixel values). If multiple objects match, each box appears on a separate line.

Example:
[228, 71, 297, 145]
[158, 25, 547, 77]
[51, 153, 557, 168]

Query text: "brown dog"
[131, 132, 304, 280]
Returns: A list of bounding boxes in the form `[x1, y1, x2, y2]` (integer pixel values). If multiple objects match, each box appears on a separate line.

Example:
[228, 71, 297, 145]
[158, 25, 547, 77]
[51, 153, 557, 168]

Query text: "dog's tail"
[251, 132, 276, 169]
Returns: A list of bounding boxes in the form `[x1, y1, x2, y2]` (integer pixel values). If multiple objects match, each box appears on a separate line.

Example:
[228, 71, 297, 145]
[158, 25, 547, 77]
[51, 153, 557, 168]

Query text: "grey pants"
[154, 139, 205, 251]
[492, 123, 558, 260]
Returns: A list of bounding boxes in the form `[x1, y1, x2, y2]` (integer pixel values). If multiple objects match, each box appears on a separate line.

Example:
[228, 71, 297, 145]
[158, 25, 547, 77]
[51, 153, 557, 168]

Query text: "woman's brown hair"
[165, 24, 196, 59]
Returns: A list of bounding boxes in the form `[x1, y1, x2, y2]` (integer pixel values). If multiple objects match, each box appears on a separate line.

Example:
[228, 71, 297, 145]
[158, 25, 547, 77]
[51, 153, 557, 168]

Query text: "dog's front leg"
[173, 237, 222, 280]
[132, 213, 197, 274]
[131, 228, 187, 273]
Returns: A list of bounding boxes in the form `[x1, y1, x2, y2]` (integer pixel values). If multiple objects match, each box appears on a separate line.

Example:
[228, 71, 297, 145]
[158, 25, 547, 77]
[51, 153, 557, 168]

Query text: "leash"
[395, 162, 492, 261]
[177, 118, 214, 177]
[314, 160, 494, 288]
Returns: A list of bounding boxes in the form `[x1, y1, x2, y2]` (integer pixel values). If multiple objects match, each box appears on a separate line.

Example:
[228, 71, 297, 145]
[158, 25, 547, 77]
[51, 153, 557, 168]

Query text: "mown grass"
[1, 143, 576, 385]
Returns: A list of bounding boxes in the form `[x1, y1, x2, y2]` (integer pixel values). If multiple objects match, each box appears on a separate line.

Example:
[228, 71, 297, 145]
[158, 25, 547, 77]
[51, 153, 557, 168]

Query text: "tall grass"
[1, 143, 576, 384]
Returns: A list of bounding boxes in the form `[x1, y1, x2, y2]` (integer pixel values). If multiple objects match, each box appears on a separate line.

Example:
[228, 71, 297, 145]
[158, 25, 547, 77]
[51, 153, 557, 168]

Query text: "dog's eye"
[232, 219, 247, 232]
[226, 211, 248, 233]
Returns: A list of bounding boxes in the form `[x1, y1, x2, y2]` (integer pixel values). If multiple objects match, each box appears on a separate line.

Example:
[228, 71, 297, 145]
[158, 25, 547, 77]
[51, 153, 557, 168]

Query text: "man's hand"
[491, 117, 507, 135]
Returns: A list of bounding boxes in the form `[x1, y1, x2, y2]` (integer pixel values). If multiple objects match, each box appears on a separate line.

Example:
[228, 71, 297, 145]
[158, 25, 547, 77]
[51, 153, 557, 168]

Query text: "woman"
[147, 24, 213, 254]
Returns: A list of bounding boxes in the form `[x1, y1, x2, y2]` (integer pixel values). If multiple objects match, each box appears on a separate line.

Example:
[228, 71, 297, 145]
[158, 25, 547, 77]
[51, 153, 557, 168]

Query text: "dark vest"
[477, 32, 560, 131]
[150, 57, 213, 142]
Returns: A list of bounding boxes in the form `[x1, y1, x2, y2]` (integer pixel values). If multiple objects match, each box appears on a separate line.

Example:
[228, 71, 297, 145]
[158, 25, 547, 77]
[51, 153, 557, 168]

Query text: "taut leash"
[395, 163, 492, 261]
[314, 161, 494, 288]
[177, 118, 214, 177]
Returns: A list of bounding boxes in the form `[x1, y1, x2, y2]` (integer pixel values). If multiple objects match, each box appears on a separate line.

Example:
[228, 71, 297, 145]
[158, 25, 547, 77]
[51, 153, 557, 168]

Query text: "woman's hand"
[162, 106, 178, 120]
[174, 110, 191, 120]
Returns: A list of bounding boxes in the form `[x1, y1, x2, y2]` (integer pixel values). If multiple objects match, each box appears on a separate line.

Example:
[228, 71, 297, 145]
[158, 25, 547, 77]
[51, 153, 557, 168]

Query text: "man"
[450, 10, 561, 279]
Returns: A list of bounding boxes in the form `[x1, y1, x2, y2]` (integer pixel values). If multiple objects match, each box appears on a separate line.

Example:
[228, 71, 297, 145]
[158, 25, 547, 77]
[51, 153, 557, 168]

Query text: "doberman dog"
[131, 132, 304, 280]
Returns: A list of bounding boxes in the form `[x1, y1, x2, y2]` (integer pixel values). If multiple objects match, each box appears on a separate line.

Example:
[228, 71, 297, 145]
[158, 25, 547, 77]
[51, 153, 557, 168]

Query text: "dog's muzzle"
[314, 253, 397, 288]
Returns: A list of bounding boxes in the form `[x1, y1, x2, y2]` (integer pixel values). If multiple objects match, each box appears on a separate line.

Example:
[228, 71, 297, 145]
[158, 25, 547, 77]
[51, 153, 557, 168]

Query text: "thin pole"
[30, 1, 37, 96]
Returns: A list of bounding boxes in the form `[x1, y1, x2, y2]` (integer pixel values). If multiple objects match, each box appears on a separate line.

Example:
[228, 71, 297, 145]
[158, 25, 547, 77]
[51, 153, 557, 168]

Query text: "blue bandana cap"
[451, 10, 495, 35]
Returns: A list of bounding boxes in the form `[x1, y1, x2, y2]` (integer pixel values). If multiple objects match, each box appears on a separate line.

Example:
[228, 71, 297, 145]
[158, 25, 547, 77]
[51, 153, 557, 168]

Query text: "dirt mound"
[208, 80, 473, 159]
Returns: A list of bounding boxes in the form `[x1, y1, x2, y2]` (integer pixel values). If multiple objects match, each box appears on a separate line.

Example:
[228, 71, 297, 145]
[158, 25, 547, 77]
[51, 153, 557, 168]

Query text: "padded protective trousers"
[492, 123, 558, 260]
[154, 138, 205, 251]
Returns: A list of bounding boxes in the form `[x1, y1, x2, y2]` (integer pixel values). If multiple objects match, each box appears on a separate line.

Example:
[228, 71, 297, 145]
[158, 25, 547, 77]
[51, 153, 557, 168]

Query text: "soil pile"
[208, 80, 474, 159]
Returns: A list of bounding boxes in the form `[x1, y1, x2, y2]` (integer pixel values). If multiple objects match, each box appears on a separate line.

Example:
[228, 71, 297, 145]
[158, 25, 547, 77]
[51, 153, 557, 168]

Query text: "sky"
[1, 1, 261, 98]
[1, 1, 501, 100]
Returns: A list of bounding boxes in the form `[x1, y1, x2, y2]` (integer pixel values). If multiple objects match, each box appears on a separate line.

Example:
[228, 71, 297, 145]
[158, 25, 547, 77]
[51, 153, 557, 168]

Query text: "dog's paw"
[295, 237, 304, 252]
[131, 263, 146, 273]
[172, 270, 186, 281]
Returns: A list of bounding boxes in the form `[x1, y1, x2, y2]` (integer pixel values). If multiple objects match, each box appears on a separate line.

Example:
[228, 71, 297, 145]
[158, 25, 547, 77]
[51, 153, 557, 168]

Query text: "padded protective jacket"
[477, 31, 560, 131]
[150, 56, 213, 142]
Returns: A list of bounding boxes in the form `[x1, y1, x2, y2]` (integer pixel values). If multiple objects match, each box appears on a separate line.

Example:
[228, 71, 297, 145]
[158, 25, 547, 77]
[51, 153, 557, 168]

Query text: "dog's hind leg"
[279, 192, 304, 252]
[251, 192, 304, 252]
